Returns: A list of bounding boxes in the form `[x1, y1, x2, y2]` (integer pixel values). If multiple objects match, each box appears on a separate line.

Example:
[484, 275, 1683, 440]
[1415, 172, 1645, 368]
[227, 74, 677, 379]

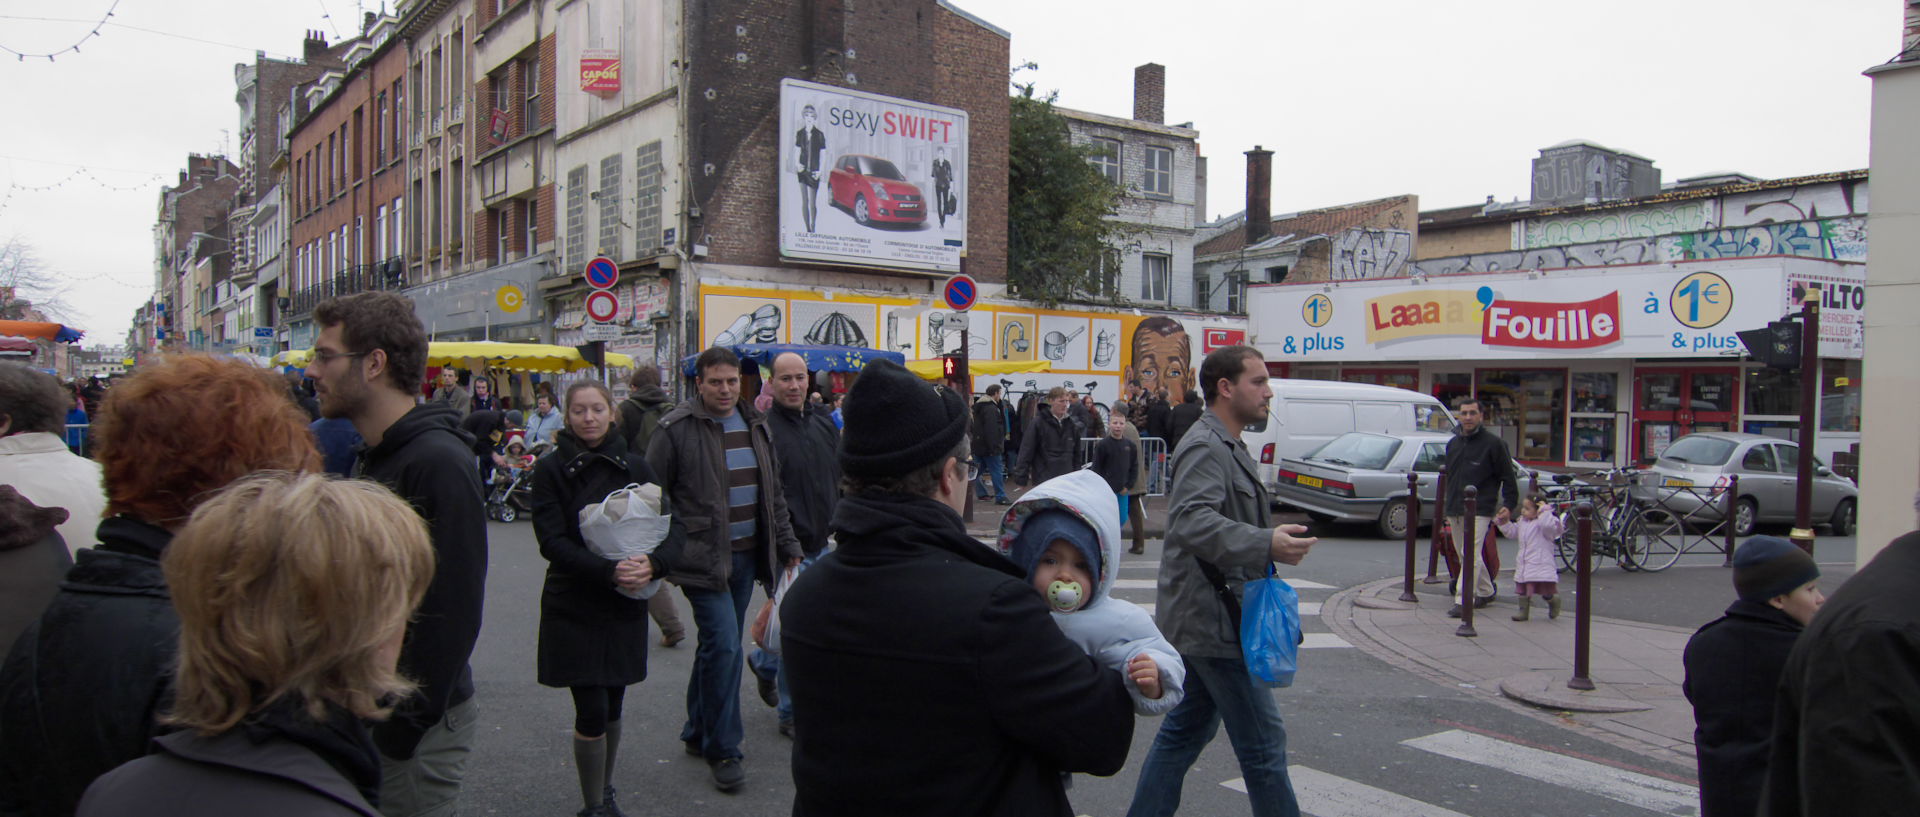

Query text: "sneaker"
[601, 786, 628, 817]
[683, 741, 702, 758]
[995, 497, 1012, 505]
[778, 720, 794, 739]
[660, 631, 685, 648]
[1445, 604, 1463, 618]
[711, 758, 746, 793]
[1474, 594, 1495, 609]
[755, 672, 779, 708]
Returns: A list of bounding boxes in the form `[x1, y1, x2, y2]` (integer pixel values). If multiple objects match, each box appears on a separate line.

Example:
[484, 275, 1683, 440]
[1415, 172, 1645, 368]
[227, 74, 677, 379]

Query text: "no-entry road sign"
[585, 289, 620, 322]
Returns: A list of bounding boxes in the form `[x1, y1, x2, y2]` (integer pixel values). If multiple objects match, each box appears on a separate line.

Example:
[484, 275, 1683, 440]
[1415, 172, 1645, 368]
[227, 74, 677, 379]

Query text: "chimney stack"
[302, 30, 328, 62]
[1244, 146, 1273, 247]
[1133, 63, 1165, 124]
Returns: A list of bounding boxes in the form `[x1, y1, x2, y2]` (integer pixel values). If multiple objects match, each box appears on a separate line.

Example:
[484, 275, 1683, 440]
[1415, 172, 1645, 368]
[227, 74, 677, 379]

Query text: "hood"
[0, 484, 67, 552]
[630, 380, 670, 407]
[996, 469, 1122, 609]
[370, 402, 473, 455]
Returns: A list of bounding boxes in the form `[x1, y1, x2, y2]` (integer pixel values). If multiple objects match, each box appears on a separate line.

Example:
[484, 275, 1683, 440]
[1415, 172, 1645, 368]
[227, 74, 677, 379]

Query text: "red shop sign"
[1481, 291, 1620, 349]
[580, 49, 621, 94]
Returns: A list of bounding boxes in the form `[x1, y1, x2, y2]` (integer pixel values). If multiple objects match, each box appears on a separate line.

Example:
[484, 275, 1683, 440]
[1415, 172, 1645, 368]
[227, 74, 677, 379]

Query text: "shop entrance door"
[1633, 368, 1740, 463]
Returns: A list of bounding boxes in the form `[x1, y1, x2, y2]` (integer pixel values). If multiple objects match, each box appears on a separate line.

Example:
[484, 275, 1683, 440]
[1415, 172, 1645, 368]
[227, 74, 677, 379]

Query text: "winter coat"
[1089, 436, 1137, 496]
[1122, 420, 1149, 496]
[1497, 513, 1564, 585]
[522, 407, 565, 447]
[531, 429, 686, 688]
[1682, 598, 1802, 817]
[1441, 426, 1519, 517]
[78, 700, 382, 817]
[1166, 400, 1203, 450]
[0, 487, 72, 658]
[998, 471, 1185, 715]
[1146, 399, 1172, 443]
[781, 492, 1134, 817]
[1155, 411, 1276, 660]
[354, 402, 488, 761]
[1014, 411, 1083, 487]
[0, 431, 105, 556]
[1762, 530, 1920, 817]
[766, 402, 840, 557]
[0, 517, 176, 817]
[617, 382, 672, 459]
[972, 397, 1008, 458]
[644, 400, 802, 592]
[309, 418, 363, 479]
[430, 383, 470, 416]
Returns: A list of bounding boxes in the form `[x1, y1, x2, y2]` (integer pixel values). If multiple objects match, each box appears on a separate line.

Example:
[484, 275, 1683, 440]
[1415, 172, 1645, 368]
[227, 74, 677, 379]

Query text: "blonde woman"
[78, 473, 435, 817]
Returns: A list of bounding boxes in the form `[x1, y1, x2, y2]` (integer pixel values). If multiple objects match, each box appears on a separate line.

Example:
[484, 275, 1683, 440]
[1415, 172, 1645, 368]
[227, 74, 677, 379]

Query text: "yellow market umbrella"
[904, 358, 1052, 381]
[276, 342, 632, 373]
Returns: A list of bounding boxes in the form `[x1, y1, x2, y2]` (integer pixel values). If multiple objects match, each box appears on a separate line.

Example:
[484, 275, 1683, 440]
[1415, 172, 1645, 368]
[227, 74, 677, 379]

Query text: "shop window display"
[1568, 372, 1618, 464]
[1475, 368, 1567, 464]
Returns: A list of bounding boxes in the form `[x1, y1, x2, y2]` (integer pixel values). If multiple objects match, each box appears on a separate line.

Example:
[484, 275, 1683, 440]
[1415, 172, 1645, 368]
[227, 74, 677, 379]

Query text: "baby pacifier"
[1046, 580, 1084, 612]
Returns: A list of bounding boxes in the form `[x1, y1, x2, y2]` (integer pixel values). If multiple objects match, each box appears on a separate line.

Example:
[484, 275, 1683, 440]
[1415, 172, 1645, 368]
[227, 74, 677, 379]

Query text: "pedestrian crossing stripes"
[1401, 729, 1699, 816]
[1226, 767, 1474, 817]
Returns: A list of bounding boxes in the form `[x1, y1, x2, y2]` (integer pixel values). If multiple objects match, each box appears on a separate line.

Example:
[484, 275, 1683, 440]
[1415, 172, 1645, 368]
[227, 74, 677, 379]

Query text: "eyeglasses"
[964, 458, 980, 482]
[311, 349, 370, 366]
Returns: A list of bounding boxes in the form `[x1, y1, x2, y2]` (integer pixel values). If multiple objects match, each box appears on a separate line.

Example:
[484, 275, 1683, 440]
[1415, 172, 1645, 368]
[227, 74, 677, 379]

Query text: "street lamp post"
[1791, 285, 1821, 554]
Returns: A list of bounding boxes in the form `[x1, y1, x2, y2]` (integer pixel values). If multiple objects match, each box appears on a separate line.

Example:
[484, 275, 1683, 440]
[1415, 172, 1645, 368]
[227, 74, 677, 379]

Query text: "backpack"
[622, 397, 666, 458]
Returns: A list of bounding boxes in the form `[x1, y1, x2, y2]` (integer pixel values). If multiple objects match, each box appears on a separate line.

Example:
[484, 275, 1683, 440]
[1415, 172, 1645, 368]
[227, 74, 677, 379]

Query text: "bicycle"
[1543, 470, 1686, 573]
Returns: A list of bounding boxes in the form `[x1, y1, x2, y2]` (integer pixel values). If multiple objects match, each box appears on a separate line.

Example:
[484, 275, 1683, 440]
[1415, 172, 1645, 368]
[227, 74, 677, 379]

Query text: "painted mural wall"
[699, 283, 1245, 404]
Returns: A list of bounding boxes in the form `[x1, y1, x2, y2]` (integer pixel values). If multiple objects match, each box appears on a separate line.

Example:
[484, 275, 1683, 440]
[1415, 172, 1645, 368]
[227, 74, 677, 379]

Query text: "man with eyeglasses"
[306, 292, 488, 817]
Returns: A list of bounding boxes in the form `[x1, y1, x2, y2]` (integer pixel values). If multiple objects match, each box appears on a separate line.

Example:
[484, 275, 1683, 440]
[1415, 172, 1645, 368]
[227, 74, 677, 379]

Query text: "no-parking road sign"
[942, 274, 978, 312]
[585, 289, 620, 322]
[586, 255, 619, 290]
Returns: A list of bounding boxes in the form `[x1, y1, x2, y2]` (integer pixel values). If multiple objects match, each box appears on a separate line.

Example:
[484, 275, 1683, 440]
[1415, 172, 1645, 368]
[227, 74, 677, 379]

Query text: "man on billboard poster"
[932, 146, 955, 229]
[794, 105, 827, 233]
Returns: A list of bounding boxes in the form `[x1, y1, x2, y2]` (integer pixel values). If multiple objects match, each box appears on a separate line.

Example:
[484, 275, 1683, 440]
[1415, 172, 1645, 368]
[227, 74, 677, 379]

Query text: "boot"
[1547, 595, 1562, 620]
[602, 720, 626, 817]
[1511, 597, 1531, 622]
[573, 734, 607, 813]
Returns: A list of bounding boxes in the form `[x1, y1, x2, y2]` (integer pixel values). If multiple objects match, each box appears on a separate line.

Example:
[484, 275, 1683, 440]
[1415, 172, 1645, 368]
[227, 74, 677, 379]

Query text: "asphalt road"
[458, 517, 1860, 817]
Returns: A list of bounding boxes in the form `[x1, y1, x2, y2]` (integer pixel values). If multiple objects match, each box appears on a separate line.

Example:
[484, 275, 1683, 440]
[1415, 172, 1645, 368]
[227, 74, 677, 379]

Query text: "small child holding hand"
[1497, 493, 1565, 621]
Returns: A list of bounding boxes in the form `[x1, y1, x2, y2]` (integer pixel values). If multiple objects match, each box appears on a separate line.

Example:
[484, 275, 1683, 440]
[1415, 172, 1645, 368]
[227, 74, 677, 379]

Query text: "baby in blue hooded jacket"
[999, 470, 1185, 715]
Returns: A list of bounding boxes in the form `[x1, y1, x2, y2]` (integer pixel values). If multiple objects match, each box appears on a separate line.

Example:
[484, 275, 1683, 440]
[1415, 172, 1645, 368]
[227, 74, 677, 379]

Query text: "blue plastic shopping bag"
[1240, 564, 1301, 688]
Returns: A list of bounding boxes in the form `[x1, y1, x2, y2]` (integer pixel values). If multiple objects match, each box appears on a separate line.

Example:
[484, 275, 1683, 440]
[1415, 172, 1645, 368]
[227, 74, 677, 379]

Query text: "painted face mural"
[1129, 317, 1193, 405]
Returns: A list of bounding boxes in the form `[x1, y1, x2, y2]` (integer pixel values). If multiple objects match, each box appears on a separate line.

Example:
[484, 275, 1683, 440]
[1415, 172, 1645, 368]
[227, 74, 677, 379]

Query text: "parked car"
[1245, 379, 1454, 495]
[1644, 432, 1857, 537]
[1270, 431, 1451, 539]
[827, 154, 926, 226]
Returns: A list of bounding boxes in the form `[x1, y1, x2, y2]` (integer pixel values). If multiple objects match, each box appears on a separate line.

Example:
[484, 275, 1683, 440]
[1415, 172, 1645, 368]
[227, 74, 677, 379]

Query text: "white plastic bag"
[578, 483, 671, 599]
[754, 562, 805, 655]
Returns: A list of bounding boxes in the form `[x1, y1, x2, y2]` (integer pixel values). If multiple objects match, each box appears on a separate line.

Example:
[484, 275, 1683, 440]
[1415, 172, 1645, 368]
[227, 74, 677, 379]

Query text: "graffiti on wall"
[1330, 229, 1413, 281]
[1522, 200, 1713, 248]
[1416, 217, 1868, 277]
[1720, 182, 1866, 227]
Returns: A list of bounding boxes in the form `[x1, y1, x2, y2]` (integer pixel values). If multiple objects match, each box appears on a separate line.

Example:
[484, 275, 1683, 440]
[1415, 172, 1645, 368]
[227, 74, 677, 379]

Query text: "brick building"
[149, 154, 240, 354]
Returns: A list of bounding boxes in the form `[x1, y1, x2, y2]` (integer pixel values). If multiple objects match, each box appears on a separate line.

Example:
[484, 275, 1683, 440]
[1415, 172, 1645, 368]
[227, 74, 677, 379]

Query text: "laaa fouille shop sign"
[777, 78, 968, 274]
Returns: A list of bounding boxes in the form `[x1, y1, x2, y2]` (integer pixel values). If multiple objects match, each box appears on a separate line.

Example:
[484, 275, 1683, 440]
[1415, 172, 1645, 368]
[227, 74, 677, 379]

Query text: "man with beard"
[780, 359, 1132, 816]
[747, 352, 840, 738]
[305, 291, 488, 817]
[1127, 345, 1317, 817]
[1014, 387, 1084, 489]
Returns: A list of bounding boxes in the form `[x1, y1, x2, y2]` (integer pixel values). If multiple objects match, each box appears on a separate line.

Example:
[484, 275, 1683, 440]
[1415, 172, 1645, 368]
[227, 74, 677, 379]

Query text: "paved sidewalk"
[1326, 575, 1699, 773]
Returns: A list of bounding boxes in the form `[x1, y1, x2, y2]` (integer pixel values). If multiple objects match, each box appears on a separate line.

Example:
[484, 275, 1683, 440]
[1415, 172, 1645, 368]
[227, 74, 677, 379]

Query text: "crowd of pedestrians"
[6, 299, 1920, 817]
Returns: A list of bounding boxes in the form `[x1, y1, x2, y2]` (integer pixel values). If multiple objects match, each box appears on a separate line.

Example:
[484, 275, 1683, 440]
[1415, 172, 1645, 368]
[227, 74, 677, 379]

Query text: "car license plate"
[1296, 474, 1324, 489]
[1663, 477, 1694, 487]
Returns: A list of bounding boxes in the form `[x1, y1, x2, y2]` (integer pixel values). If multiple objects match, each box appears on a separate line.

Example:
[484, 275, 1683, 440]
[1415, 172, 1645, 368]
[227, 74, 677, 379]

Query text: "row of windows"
[1086, 138, 1174, 197]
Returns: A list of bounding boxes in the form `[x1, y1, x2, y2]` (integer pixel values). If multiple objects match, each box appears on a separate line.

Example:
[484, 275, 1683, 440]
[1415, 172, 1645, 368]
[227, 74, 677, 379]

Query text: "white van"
[1243, 380, 1456, 494]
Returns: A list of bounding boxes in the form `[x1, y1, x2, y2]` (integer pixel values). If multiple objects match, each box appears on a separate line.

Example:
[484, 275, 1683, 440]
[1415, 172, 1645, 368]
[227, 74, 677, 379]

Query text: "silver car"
[1270, 431, 1451, 539]
[1645, 432, 1857, 537]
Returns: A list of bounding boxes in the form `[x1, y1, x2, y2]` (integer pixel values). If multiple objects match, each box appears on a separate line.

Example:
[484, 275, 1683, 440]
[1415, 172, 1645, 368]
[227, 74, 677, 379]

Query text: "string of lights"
[0, 0, 121, 62]
[0, 166, 167, 219]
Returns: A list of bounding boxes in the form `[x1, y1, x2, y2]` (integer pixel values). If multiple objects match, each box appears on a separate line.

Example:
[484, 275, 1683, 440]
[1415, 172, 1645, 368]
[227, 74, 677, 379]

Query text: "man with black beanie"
[780, 359, 1133, 817]
[1682, 536, 1822, 817]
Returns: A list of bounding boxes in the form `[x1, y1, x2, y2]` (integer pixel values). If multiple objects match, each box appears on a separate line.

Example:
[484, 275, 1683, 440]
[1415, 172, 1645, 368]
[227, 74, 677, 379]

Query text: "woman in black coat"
[533, 380, 685, 817]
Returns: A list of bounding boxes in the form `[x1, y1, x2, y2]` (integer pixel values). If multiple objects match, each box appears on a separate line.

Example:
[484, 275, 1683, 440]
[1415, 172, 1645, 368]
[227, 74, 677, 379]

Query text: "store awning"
[0, 320, 83, 343]
[904, 358, 1053, 382]
[275, 342, 634, 373]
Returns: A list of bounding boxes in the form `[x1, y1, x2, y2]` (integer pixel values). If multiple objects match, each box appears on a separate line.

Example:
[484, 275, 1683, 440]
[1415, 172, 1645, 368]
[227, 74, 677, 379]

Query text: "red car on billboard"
[827, 154, 926, 226]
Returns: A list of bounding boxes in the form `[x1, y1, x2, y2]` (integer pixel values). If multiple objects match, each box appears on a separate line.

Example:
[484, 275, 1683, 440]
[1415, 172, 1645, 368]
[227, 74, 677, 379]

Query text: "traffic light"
[942, 354, 968, 384]
[1737, 319, 1802, 370]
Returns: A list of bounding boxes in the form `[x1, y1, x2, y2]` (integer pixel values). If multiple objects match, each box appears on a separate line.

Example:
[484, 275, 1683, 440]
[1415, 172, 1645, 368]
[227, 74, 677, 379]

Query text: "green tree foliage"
[1007, 84, 1134, 308]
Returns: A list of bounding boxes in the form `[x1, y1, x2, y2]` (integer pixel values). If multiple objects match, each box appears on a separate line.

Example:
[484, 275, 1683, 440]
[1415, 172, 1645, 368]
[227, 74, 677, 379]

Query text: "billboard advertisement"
[777, 78, 967, 274]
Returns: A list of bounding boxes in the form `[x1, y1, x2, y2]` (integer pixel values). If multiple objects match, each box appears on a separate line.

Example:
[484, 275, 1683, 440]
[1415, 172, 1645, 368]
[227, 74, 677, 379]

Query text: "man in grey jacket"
[647, 347, 804, 793]
[1127, 345, 1317, 817]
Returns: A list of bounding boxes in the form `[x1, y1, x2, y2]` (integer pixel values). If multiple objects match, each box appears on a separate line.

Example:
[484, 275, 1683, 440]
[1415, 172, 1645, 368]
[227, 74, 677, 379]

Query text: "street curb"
[1324, 577, 1698, 773]
[1497, 671, 1655, 714]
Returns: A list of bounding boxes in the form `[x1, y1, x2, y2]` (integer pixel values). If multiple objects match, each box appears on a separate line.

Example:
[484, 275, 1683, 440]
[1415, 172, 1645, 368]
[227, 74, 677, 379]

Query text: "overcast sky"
[0, 0, 1897, 345]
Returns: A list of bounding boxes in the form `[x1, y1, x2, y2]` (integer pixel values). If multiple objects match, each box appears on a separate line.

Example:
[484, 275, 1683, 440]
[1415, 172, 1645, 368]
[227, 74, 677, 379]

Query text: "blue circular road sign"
[586, 256, 620, 290]
[942, 274, 978, 311]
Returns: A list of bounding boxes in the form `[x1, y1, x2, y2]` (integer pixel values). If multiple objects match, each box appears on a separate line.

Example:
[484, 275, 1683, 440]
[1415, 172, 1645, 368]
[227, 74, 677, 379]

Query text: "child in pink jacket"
[1497, 493, 1564, 621]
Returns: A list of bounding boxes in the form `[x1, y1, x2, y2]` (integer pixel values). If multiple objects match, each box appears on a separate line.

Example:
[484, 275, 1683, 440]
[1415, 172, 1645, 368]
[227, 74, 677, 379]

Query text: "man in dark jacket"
[1165, 390, 1202, 451]
[1146, 389, 1172, 441]
[1439, 397, 1518, 617]
[311, 292, 488, 817]
[748, 351, 840, 737]
[1763, 529, 1920, 817]
[646, 347, 804, 793]
[616, 364, 685, 647]
[781, 359, 1133, 817]
[1014, 387, 1083, 488]
[1683, 537, 1821, 817]
[972, 384, 1010, 504]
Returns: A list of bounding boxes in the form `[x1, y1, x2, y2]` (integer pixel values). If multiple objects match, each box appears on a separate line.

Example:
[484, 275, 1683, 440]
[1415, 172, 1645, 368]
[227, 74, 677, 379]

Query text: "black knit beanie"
[1733, 536, 1820, 602]
[839, 358, 970, 479]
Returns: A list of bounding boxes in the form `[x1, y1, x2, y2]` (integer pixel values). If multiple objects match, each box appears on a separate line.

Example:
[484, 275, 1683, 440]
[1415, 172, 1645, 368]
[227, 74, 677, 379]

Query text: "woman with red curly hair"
[0, 355, 321, 817]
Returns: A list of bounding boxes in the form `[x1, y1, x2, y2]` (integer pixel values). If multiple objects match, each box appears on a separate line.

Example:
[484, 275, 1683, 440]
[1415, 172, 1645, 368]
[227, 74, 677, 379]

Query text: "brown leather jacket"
[645, 398, 802, 591]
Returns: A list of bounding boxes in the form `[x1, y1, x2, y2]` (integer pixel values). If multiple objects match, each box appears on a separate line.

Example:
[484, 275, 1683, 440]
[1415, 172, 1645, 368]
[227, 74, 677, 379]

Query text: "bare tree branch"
[0, 235, 73, 321]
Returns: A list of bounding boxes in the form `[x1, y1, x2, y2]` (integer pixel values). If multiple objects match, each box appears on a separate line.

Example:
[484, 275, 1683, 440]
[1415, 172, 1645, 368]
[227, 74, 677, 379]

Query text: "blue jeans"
[1126, 654, 1299, 817]
[975, 453, 1007, 501]
[680, 550, 758, 761]
[748, 549, 823, 725]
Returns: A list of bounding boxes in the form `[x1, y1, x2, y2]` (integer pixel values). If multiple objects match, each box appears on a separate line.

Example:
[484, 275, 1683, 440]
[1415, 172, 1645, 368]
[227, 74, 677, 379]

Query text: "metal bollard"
[1723, 474, 1739, 567]
[1456, 486, 1478, 638]
[1569, 501, 1596, 691]
[1401, 472, 1420, 603]
[1424, 467, 1448, 584]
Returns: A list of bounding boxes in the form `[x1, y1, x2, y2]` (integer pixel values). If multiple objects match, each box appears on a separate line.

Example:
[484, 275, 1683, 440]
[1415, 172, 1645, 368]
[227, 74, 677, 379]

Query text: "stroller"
[486, 438, 547, 522]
